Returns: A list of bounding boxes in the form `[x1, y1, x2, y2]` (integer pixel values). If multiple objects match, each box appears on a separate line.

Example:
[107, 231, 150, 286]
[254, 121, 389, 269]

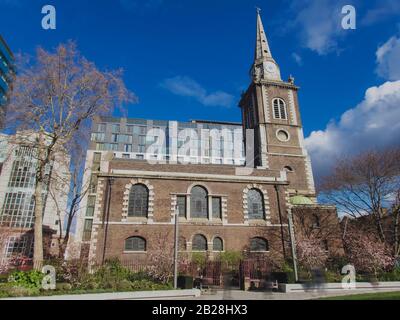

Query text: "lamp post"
[173, 205, 179, 289]
[287, 209, 299, 282]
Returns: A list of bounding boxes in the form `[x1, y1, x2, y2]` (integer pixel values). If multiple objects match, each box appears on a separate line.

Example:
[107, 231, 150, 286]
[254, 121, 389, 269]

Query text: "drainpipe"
[101, 177, 113, 265]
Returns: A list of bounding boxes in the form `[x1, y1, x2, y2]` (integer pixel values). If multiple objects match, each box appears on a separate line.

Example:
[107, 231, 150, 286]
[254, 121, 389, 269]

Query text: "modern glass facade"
[90, 117, 245, 165]
[0, 35, 15, 129]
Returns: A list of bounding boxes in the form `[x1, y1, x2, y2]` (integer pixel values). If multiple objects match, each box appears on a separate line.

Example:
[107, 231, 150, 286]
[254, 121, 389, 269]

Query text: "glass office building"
[90, 117, 246, 165]
[0, 35, 15, 129]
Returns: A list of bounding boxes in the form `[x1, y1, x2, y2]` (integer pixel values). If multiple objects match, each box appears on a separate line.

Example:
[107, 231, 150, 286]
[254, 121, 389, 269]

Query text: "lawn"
[321, 291, 400, 300]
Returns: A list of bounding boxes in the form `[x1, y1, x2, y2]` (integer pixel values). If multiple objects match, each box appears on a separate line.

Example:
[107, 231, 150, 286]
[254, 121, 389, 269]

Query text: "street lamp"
[173, 205, 179, 289]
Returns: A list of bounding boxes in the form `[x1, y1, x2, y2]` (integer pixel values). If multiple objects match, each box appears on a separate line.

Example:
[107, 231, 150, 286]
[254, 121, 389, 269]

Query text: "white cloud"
[291, 0, 347, 55]
[160, 76, 235, 108]
[376, 35, 400, 81]
[292, 53, 303, 66]
[361, 0, 400, 26]
[305, 80, 400, 179]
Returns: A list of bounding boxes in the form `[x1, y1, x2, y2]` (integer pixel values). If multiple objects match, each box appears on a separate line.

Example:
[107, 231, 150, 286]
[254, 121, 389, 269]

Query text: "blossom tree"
[295, 234, 328, 272]
[343, 226, 394, 277]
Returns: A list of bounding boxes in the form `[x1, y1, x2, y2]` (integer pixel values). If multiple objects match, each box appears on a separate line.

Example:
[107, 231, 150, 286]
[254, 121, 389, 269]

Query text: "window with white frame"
[272, 98, 287, 120]
[247, 189, 265, 220]
[0, 192, 35, 228]
[8, 160, 36, 188]
[128, 184, 149, 217]
[177, 196, 186, 218]
[212, 197, 222, 219]
[4, 236, 33, 258]
[190, 186, 208, 219]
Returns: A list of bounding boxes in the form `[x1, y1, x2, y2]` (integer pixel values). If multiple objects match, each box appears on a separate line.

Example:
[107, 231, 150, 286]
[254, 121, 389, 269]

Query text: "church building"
[75, 12, 343, 268]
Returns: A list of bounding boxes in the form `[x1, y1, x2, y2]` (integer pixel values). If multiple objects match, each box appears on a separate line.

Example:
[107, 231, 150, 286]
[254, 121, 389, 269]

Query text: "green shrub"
[279, 262, 296, 283]
[324, 271, 342, 283]
[217, 251, 243, 265]
[127, 271, 151, 282]
[191, 252, 207, 268]
[8, 270, 44, 289]
[378, 269, 400, 281]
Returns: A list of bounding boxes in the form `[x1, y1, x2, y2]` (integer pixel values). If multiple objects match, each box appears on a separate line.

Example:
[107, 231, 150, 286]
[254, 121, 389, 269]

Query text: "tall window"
[192, 234, 207, 251]
[250, 237, 269, 252]
[177, 196, 186, 218]
[213, 237, 223, 251]
[212, 197, 222, 219]
[86, 196, 96, 217]
[190, 186, 208, 219]
[82, 219, 93, 241]
[248, 189, 265, 219]
[125, 236, 146, 251]
[128, 184, 149, 217]
[273, 98, 287, 120]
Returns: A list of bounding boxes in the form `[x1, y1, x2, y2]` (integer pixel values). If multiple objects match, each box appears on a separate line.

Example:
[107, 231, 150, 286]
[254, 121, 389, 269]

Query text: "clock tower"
[239, 10, 316, 198]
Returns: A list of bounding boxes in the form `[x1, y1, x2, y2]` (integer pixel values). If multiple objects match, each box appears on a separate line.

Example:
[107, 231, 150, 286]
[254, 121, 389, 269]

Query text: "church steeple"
[255, 8, 273, 63]
[252, 9, 281, 82]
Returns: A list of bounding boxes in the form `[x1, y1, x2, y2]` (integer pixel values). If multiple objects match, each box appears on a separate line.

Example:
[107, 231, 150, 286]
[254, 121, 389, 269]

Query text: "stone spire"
[252, 9, 281, 81]
[254, 8, 273, 64]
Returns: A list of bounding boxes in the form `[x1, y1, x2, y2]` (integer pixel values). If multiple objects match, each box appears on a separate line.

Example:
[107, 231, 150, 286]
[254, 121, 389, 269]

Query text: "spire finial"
[255, 6, 261, 14]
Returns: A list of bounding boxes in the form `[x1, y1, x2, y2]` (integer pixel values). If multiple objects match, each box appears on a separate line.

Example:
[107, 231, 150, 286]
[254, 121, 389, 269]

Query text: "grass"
[320, 291, 400, 300]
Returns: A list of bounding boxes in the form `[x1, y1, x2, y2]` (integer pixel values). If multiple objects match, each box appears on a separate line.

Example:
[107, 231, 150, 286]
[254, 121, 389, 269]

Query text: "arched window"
[190, 186, 208, 219]
[273, 98, 287, 120]
[128, 184, 149, 217]
[250, 237, 269, 252]
[248, 188, 265, 219]
[213, 237, 223, 251]
[192, 234, 208, 251]
[125, 236, 146, 251]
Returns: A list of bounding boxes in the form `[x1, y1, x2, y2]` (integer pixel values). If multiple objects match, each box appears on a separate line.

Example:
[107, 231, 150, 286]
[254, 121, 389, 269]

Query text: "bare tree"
[5, 42, 135, 268]
[48, 133, 91, 259]
[319, 148, 400, 249]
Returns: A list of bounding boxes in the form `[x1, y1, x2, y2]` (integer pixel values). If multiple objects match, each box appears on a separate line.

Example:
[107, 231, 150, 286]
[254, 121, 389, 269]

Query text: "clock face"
[264, 62, 276, 73]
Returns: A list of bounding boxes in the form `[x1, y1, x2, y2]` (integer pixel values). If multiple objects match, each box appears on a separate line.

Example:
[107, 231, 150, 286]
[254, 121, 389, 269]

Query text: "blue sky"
[1, 0, 400, 178]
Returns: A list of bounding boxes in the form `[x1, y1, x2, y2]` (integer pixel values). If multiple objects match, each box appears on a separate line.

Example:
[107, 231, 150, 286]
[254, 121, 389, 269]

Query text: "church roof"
[290, 195, 313, 205]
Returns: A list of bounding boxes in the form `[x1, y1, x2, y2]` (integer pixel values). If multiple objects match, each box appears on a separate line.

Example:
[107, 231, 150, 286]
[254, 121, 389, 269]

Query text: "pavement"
[2, 287, 400, 300]
[172, 288, 400, 300]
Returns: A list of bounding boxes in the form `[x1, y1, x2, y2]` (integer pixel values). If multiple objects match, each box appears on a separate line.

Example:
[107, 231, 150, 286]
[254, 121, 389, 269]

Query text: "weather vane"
[255, 7, 261, 14]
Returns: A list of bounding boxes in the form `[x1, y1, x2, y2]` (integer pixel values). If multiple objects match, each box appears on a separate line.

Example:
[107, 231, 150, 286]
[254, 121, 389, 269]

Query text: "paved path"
[172, 288, 400, 300]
